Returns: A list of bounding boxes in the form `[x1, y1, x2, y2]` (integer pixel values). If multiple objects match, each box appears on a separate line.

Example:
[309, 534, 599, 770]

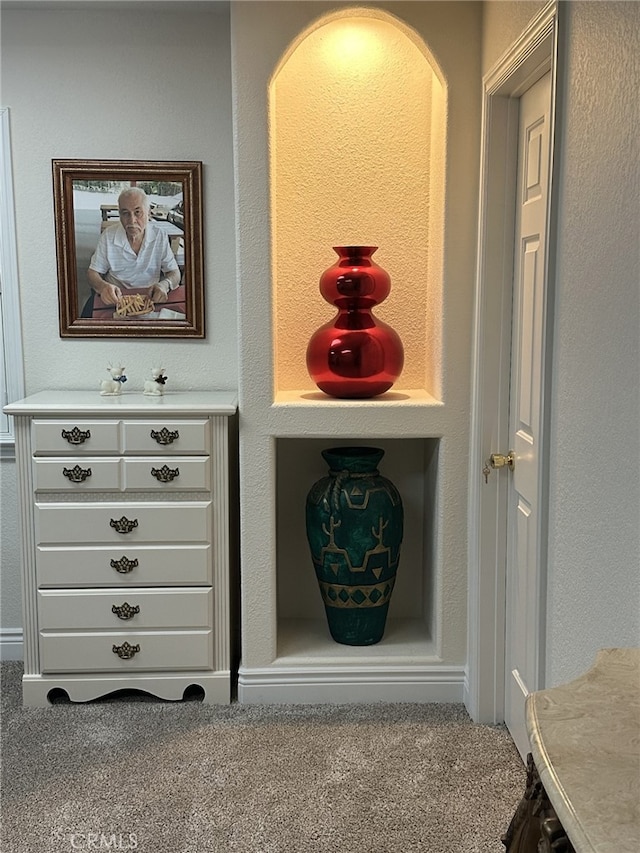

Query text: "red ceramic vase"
[306, 247, 404, 399]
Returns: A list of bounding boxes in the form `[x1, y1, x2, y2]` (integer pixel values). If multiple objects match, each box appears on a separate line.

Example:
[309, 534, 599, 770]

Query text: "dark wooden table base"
[502, 754, 576, 853]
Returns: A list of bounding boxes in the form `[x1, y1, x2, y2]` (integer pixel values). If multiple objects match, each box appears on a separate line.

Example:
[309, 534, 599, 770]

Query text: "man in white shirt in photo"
[87, 187, 180, 306]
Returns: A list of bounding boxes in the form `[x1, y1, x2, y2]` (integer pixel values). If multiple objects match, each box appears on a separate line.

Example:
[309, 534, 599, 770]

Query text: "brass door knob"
[489, 451, 515, 470]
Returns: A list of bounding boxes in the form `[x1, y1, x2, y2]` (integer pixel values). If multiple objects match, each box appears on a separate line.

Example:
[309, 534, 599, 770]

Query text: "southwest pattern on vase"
[306, 246, 404, 398]
[305, 446, 403, 645]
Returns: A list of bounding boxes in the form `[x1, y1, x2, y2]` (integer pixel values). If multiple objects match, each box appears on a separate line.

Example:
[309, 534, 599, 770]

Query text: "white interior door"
[503, 71, 552, 760]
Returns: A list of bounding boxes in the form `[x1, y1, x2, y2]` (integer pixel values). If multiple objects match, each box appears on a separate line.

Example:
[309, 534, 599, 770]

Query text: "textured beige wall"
[481, 0, 640, 686]
[271, 11, 441, 393]
[544, 1, 640, 685]
[481, 0, 547, 74]
[7, 0, 635, 684]
[233, 1, 482, 669]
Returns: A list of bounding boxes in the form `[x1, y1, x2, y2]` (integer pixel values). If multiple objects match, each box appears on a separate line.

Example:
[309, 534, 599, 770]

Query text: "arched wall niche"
[269, 7, 447, 400]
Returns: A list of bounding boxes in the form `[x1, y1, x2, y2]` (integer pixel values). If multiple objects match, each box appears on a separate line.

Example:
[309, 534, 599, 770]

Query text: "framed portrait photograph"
[52, 159, 204, 338]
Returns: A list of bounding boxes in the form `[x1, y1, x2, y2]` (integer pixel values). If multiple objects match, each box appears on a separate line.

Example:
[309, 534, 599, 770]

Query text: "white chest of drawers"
[5, 390, 237, 706]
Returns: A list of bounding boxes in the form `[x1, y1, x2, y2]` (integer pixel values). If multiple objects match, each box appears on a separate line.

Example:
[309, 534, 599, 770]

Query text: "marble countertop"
[526, 647, 640, 853]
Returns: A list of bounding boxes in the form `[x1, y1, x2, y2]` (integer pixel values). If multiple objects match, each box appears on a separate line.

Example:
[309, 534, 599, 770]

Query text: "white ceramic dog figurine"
[143, 366, 168, 396]
[100, 363, 127, 396]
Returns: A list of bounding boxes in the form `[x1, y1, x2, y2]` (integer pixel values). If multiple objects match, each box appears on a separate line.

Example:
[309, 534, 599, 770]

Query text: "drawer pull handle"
[110, 516, 138, 534]
[112, 602, 140, 620]
[151, 464, 180, 483]
[110, 556, 138, 573]
[112, 642, 140, 660]
[61, 427, 91, 445]
[150, 427, 179, 445]
[62, 464, 92, 483]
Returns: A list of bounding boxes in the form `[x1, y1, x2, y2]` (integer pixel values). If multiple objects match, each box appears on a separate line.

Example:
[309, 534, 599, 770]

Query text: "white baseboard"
[0, 628, 23, 661]
[238, 664, 466, 704]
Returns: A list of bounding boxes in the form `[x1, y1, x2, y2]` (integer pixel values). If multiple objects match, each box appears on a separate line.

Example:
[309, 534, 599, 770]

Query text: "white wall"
[0, 460, 22, 642]
[1, 4, 236, 393]
[483, 0, 640, 686]
[0, 3, 237, 632]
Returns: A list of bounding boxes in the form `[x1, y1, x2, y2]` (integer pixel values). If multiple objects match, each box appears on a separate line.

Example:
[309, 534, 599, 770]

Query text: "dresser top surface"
[526, 647, 640, 853]
[4, 390, 238, 416]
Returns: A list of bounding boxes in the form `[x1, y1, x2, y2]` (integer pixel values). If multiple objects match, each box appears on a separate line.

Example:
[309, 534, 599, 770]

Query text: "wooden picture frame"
[53, 159, 204, 338]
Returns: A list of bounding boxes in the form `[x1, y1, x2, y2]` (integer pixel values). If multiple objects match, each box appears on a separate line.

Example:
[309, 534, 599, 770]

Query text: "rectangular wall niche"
[276, 437, 439, 660]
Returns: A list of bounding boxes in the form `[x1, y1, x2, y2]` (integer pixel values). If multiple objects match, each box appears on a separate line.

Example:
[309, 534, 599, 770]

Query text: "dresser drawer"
[124, 457, 210, 491]
[32, 457, 210, 492]
[33, 458, 121, 491]
[123, 420, 210, 455]
[32, 420, 120, 455]
[35, 501, 212, 545]
[36, 544, 211, 587]
[38, 587, 212, 630]
[39, 630, 213, 673]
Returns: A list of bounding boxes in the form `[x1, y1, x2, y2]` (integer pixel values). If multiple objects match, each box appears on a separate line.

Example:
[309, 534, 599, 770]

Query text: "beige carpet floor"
[1, 661, 524, 852]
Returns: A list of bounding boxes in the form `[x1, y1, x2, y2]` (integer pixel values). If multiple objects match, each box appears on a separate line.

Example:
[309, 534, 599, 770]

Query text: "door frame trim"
[465, 0, 559, 723]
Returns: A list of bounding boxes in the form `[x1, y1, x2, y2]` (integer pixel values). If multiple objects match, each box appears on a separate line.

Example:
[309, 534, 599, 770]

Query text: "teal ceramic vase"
[305, 446, 404, 645]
